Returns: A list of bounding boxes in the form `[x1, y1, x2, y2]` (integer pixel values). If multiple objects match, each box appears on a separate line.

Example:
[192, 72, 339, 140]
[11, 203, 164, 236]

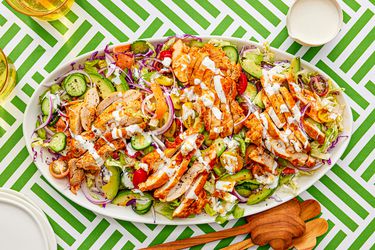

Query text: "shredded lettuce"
[207, 39, 232, 47]
[154, 200, 181, 220]
[261, 42, 274, 63]
[232, 205, 244, 219]
[204, 203, 217, 217]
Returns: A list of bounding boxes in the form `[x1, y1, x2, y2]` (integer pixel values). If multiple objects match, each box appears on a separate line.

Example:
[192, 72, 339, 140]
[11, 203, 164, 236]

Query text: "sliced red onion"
[81, 181, 111, 205]
[231, 189, 248, 203]
[152, 94, 175, 136]
[269, 195, 282, 202]
[134, 49, 154, 58]
[126, 199, 137, 206]
[239, 45, 258, 57]
[57, 109, 67, 118]
[89, 51, 99, 61]
[328, 135, 348, 150]
[35, 95, 53, 131]
[166, 34, 202, 43]
[141, 94, 155, 118]
[295, 162, 324, 172]
[151, 134, 166, 151]
[234, 95, 258, 127]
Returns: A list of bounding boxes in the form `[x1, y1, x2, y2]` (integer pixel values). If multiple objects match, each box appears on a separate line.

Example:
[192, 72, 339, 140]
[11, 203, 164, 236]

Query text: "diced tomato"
[159, 50, 172, 60]
[116, 53, 134, 69]
[112, 151, 119, 160]
[132, 169, 148, 187]
[237, 72, 248, 95]
[282, 167, 296, 175]
[113, 44, 131, 54]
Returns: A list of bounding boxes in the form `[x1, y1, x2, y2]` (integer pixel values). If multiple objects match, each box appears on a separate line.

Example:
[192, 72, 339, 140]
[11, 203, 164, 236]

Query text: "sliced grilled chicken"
[68, 158, 84, 194]
[172, 39, 191, 83]
[66, 103, 83, 135]
[76, 139, 125, 172]
[247, 145, 277, 172]
[96, 90, 142, 115]
[172, 172, 208, 218]
[244, 113, 263, 147]
[301, 118, 326, 145]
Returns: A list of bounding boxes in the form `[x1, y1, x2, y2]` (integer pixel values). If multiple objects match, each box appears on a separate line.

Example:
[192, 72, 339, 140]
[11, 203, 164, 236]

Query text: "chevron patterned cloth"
[0, 0, 374, 249]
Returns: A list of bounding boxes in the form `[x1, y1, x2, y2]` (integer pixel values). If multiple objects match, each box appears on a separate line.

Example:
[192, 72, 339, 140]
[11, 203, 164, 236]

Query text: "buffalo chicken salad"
[31, 35, 345, 223]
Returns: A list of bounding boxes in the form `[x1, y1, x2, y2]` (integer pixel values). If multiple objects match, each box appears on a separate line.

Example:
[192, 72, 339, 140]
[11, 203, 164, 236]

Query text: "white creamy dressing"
[215, 181, 235, 192]
[280, 104, 289, 113]
[138, 163, 149, 172]
[182, 103, 196, 121]
[180, 134, 198, 156]
[162, 57, 172, 67]
[200, 92, 215, 108]
[111, 127, 123, 139]
[182, 87, 198, 101]
[201, 56, 216, 72]
[259, 113, 269, 138]
[91, 125, 102, 137]
[100, 135, 116, 150]
[46, 92, 61, 110]
[255, 172, 279, 189]
[112, 110, 122, 123]
[121, 172, 134, 189]
[221, 154, 238, 174]
[126, 142, 138, 156]
[223, 137, 239, 150]
[213, 126, 223, 133]
[268, 107, 284, 128]
[288, 0, 341, 45]
[72, 133, 104, 166]
[194, 78, 202, 85]
[125, 124, 143, 136]
[112, 68, 122, 85]
[290, 139, 303, 153]
[212, 107, 222, 119]
[170, 87, 180, 97]
[213, 75, 227, 103]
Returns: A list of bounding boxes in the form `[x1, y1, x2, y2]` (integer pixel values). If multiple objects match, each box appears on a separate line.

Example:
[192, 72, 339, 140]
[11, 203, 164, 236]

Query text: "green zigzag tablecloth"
[0, 0, 374, 249]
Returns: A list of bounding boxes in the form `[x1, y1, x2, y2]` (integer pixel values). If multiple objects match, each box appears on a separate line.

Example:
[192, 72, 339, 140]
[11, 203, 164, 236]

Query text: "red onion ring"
[234, 95, 258, 127]
[231, 189, 248, 203]
[151, 134, 166, 151]
[81, 180, 111, 205]
[151, 94, 175, 136]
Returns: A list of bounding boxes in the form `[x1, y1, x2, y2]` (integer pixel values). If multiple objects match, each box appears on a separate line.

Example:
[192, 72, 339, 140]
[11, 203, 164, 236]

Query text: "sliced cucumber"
[48, 132, 66, 152]
[253, 91, 264, 109]
[222, 46, 238, 64]
[112, 190, 154, 214]
[190, 40, 205, 47]
[63, 73, 87, 97]
[41, 96, 54, 115]
[131, 40, 149, 54]
[89, 73, 115, 99]
[36, 120, 46, 139]
[131, 133, 152, 150]
[246, 187, 275, 205]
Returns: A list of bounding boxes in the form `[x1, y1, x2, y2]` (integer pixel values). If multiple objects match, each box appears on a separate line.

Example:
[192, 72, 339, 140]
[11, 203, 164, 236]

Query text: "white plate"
[23, 37, 352, 225]
[0, 189, 57, 249]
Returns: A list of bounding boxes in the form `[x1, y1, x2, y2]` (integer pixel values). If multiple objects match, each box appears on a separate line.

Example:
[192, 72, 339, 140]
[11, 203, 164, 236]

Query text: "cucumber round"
[35, 120, 46, 139]
[222, 46, 238, 64]
[131, 40, 149, 54]
[48, 132, 67, 152]
[41, 96, 55, 115]
[131, 133, 152, 150]
[63, 73, 87, 97]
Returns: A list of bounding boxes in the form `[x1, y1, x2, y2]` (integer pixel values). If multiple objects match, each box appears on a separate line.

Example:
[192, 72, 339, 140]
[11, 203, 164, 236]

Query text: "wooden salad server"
[140, 199, 320, 250]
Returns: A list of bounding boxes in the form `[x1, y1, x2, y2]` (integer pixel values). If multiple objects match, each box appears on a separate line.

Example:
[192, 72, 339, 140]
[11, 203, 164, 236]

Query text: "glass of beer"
[0, 49, 17, 102]
[5, 0, 74, 21]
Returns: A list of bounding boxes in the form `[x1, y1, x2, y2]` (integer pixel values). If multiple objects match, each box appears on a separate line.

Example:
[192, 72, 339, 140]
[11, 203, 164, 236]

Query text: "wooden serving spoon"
[141, 199, 317, 250]
[222, 200, 323, 250]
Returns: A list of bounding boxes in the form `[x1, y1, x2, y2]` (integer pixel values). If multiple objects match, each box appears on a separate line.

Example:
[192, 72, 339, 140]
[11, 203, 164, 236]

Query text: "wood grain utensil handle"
[139, 224, 250, 250]
[221, 238, 254, 250]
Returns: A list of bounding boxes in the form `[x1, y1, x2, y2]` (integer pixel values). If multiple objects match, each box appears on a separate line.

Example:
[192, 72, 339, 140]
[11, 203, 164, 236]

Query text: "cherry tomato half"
[237, 72, 248, 95]
[49, 161, 69, 179]
[159, 50, 172, 60]
[132, 169, 148, 187]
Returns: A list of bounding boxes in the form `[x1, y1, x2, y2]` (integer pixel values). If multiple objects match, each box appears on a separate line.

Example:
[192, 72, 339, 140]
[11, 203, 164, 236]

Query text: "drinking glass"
[0, 49, 17, 102]
[5, 0, 74, 21]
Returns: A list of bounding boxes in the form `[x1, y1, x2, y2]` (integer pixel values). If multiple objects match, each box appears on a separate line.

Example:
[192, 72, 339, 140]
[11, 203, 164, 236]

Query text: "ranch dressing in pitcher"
[287, 0, 343, 46]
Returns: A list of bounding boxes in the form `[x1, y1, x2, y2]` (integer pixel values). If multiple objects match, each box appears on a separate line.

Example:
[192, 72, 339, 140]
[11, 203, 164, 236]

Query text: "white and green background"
[0, 0, 374, 249]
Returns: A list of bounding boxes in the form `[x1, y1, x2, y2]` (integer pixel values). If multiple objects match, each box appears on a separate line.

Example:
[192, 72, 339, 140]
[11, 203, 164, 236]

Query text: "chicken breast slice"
[67, 103, 83, 135]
